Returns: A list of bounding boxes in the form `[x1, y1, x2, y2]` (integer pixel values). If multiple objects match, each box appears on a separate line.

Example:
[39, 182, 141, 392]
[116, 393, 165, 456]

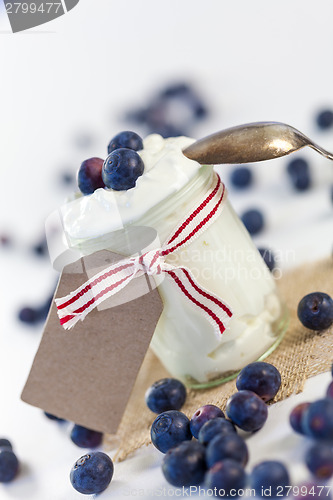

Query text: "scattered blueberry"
[0, 449, 19, 483]
[198, 418, 236, 446]
[206, 433, 248, 468]
[78, 157, 105, 195]
[0, 439, 12, 451]
[190, 404, 225, 439]
[241, 209, 264, 235]
[18, 292, 54, 326]
[226, 390, 268, 432]
[70, 425, 103, 449]
[250, 460, 290, 498]
[302, 398, 333, 439]
[236, 362, 281, 402]
[305, 443, 333, 479]
[32, 235, 48, 257]
[289, 402, 310, 435]
[70, 452, 113, 495]
[286, 157, 311, 191]
[297, 292, 333, 331]
[107, 131, 143, 155]
[161, 440, 206, 487]
[44, 412, 66, 423]
[18, 306, 40, 325]
[102, 149, 144, 191]
[150, 410, 192, 454]
[258, 248, 276, 272]
[230, 166, 253, 189]
[327, 381, 333, 399]
[316, 109, 333, 130]
[205, 459, 246, 498]
[145, 378, 186, 414]
[330, 185, 333, 204]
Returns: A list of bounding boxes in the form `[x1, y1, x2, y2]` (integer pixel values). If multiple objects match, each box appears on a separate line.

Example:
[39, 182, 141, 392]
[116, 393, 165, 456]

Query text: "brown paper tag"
[21, 250, 163, 434]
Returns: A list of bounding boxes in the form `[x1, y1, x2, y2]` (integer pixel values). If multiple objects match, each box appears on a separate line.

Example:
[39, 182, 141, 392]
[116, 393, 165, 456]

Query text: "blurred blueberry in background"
[125, 82, 209, 137]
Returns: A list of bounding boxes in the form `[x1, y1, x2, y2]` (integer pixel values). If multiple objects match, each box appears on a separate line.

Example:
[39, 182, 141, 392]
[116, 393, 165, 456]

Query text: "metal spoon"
[183, 122, 333, 164]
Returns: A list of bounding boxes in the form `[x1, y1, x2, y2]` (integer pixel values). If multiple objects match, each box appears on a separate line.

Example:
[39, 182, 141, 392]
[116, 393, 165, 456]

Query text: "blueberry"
[198, 418, 236, 446]
[258, 248, 276, 272]
[241, 209, 264, 235]
[305, 443, 333, 479]
[286, 157, 311, 191]
[18, 306, 40, 325]
[297, 292, 333, 331]
[302, 398, 333, 439]
[205, 459, 246, 498]
[32, 236, 48, 257]
[236, 362, 281, 402]
[70, 452, 113, 495]
[145, 378, 186, 414]
[230, 166, 253, 189]
[78, 157, 105, 195]
[102, 149, 144, 191]
[160, 83, 192, 98]
[107, 131, 143, 155]
[327, 381, 333, 399]
[316, 109, 333, 130]
[226, 390, 268, 432]
[289, 402, 310, 434]
[0, 449, 19, 483]
[70, 425, 103, 448]
[206, 433, 248, 468]
[150, 410, 192, 453]
[250, 460, 289, 498]
[330, 185, 333, 204]
[190, 404, 225, 439]
[0, 439, 12, 451]
[44, 412, 66, 423]
[162, 440, 206, 487]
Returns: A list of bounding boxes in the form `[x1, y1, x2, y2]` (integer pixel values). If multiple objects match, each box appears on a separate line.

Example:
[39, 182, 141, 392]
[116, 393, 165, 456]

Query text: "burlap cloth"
[106, 258, 333, 461]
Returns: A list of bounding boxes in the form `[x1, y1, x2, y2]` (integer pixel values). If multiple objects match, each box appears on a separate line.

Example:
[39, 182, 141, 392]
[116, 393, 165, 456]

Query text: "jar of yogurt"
[59, 134, 288, 388]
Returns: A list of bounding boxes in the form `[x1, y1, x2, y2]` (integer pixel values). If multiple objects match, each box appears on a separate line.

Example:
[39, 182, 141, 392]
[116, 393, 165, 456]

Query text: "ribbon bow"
[56, 174, 233, 335]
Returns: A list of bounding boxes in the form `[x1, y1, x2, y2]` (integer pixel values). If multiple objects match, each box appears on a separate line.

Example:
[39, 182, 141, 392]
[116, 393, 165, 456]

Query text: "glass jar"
[64, 165, 288, 388]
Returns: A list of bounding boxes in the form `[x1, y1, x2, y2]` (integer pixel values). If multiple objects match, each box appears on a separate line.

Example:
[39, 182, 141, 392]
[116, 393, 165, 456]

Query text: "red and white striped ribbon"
[55, 174, 233, 335]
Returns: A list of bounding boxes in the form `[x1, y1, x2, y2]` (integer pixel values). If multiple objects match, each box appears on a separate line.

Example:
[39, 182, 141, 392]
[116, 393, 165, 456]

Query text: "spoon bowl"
[183, 122, 333, 165]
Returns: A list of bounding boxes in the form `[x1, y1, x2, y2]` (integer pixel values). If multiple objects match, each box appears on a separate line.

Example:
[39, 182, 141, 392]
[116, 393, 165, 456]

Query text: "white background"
[0, 1, 333, 498]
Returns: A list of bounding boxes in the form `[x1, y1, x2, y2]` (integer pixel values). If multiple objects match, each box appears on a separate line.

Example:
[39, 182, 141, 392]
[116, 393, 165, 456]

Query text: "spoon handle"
[183, 122, 333, 164]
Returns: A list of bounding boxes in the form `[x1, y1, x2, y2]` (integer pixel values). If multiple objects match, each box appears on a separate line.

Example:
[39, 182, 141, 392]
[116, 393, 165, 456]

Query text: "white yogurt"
[60, 134, 286, 386]
[61, 135, 198, 242]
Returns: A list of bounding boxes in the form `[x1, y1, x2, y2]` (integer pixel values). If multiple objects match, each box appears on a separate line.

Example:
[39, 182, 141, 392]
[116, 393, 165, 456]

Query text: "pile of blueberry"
[146, 362, 287, 496]
[290, 363, 333, 481]
[78, 130, 145, 194]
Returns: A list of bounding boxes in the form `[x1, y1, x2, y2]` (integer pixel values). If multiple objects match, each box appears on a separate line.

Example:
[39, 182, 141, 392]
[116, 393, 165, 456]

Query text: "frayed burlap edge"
[105, 258, 333, 462]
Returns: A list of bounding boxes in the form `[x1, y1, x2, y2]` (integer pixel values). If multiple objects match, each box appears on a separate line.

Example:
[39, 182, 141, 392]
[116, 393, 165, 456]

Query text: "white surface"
[0, 0, 333, 498]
